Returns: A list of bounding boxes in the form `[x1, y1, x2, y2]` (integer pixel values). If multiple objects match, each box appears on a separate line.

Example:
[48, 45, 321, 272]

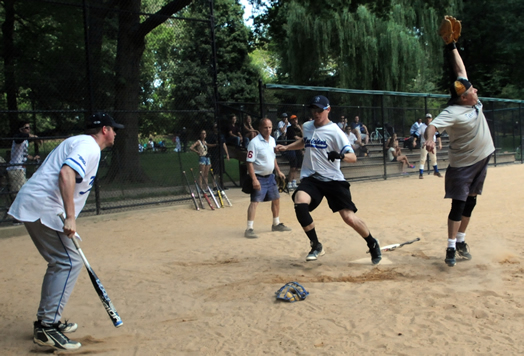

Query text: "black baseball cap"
[448, 78, 472, 105]
[86, 112, 124, 129]
[309, 95, 330, 110]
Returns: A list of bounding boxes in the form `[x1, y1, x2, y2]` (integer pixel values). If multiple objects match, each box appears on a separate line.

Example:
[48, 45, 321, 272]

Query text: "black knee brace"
[448, 199, 466, 221]
[462, 195, 477, 217]
[295, 203, 313, 227]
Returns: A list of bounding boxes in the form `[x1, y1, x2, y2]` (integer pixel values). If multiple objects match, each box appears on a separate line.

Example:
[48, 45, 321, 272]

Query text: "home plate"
[348, 256, 393, 265]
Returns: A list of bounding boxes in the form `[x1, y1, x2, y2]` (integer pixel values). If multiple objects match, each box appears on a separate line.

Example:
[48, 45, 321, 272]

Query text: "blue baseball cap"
[309, 95, 330, 110]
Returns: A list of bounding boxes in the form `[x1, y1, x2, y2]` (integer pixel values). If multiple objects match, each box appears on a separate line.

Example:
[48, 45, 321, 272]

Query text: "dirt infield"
[1, 164, 523, 355]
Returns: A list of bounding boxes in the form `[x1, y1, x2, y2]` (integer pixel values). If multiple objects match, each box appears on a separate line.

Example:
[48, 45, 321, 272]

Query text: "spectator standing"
[413, 113, 443, 179]
[284, 115, 304, 190]
[424, 20, 495, 267]
[190, 130, 212, 188]
[7, 121, 41, 193]
[276, 95, 382, 264]
[8, 112, 124, 351]
[180, 127, 188, 153]
[337, 115, 347, 131]
[410, 118, 423, 149]
[207, 124, 230, 179]
[244, 118, 291, 239]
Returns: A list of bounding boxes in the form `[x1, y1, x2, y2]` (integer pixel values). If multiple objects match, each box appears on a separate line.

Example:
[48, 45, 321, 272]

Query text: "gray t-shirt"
[431, 101, 495, 167]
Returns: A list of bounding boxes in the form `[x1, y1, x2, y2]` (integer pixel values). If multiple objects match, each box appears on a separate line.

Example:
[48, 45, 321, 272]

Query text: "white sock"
[448, 238, 456, 249]
[247, 221, 254, 230]
[292, 179, 297, 185]
[456, 232, 466, 243]
[273, 217, 280, 226]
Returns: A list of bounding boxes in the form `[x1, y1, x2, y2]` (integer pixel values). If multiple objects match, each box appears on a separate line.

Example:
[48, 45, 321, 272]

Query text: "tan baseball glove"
[438, 15, 461, 44]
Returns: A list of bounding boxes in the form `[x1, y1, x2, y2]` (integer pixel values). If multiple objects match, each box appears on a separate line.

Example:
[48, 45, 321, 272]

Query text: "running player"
[8, 112, 124, 350]
[276, 95, 381, 264]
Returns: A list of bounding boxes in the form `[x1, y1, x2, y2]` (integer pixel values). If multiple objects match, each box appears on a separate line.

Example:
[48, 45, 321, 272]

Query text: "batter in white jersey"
[8, 112, 123, 351]
[276, 95, 382, 264]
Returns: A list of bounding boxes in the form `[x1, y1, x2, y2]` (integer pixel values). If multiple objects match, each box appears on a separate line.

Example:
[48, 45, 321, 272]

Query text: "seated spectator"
[387, 138, 415, 174]
[351, 115, 369, 144]
[275, 113, 290, 142]
[344, 126, 368, 157]
[243, 115, 258, 148]
[410, 117, 423, 149]
[226, 115, 243, 148]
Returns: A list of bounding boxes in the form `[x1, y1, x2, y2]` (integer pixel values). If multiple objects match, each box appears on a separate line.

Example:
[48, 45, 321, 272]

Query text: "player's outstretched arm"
[275, 138, 304, 152]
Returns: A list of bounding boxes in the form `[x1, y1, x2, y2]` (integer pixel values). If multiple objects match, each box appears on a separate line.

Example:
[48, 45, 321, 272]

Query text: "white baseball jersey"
[417, 123, 437, 144]
[301, 121, 353, 181]
[246, 133, 276, 176]
[8, 135, 101, 231]
[432, 101, 495, 167]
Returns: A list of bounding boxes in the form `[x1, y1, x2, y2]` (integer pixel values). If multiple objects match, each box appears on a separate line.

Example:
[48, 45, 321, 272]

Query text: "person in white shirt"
[244, 118, 291, 238]
[7, 121, 41, 193]
[413, 113, 443, 179]
[424, 23, 495, 267]
[8, 112, 124, 351]
[276, 95, 381, 264]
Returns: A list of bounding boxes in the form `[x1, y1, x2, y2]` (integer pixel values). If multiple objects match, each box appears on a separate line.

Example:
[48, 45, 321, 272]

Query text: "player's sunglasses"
[309, 107, 324, 114]
[22, 126, 30, 130]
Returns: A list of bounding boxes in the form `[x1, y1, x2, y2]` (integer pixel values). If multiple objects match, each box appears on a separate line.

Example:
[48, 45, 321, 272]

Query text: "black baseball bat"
[58, 214, 123, 328]
[182, 171, 199, 210]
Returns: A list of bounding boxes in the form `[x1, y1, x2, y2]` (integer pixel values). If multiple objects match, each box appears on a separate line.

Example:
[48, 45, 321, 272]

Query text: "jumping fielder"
[425, 16, 495, 267]
[8, 112, 124, 350]
[413, 113, 443, 179]
[276, 95, 382, 264]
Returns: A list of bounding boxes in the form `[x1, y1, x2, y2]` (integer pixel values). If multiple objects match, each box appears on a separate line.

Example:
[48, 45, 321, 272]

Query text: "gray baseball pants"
[24, 220, 82, 325]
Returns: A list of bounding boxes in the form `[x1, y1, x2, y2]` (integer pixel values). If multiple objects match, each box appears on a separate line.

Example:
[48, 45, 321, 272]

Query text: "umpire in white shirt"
[8, 112, 123, 351]
[244, 118, 291, 238]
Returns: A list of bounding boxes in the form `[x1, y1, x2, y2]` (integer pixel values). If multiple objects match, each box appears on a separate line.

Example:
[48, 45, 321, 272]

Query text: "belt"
[256, 174, 271, 178]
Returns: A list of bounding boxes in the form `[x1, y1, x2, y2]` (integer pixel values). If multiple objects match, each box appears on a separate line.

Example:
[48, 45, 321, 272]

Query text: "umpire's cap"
[86, 112, 125, 129]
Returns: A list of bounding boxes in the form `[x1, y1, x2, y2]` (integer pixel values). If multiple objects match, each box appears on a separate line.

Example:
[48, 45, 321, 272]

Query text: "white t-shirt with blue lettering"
[8, 135, 101, 231]
[301, 121, 353, 181]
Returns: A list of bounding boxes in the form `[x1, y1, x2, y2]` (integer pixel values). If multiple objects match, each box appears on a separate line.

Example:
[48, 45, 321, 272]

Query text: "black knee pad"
[462, 196, 477, 217]
[295, 203, 313, 227]
[448, 199, 466, 221]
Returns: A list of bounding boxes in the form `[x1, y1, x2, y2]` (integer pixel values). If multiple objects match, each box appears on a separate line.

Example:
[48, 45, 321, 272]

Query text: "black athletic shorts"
[292, 176, 357, 213]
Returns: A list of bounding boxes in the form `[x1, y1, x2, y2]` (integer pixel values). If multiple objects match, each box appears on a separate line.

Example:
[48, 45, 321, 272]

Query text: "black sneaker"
[368, 239, 382, 265]
[306, 243, 325, 261]
[445, 248, 456, 267]
[33, 321, 81, 350]
[456, 242, 472, 260]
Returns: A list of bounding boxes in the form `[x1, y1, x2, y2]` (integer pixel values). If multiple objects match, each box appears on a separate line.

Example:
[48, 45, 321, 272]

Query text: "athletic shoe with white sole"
[445, 248, 456, 267]
[456, 242, 472, 260]
[57, 320, 78, 333]
[271, 223, 291, 232]
[306, 243, 325, 261]
[33, 321, 81, 351]
[244, 229, 258, 238]
[368, 239, 382, 265]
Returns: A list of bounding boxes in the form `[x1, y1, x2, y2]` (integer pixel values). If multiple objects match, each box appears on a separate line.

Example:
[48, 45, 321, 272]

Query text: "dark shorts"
[444, 155, 491, 201]
[283, 150, 303, 169]
[251, 174, 280, 202]
[292, 176, 357, 213]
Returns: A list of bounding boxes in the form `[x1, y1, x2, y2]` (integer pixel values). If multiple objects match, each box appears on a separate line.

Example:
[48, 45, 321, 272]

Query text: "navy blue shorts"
[292, 176, 357, 213]
[251, 174, 280, 202]
[445, 155, 491, 201]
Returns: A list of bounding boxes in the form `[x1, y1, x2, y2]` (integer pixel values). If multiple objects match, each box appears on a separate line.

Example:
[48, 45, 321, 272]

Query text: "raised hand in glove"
[439, 15, 461, 45]
[327, 151, 345, 162]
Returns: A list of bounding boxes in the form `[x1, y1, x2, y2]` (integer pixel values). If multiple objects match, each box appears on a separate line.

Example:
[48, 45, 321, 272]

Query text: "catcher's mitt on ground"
[275, 282, 309, 302]
[276, 174, 289, 194]
[438, 15, 461, 44]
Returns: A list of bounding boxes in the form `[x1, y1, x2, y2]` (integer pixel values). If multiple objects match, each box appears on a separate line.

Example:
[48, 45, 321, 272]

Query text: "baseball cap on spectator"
[290, 115, 297, 120]
[309, 95, 330, 110]
[86, 112, 124, 129]
[448, 78, 472, 105]
[281, 113, 288, 118]
[425, 113, 432, 118]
